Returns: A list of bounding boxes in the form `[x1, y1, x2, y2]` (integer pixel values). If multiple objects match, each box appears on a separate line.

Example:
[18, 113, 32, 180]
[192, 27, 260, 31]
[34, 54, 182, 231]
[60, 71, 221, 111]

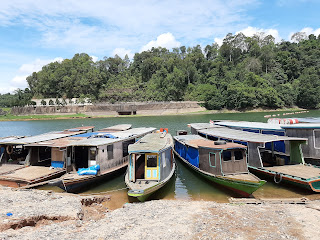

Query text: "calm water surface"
[2, 110, 320, 206]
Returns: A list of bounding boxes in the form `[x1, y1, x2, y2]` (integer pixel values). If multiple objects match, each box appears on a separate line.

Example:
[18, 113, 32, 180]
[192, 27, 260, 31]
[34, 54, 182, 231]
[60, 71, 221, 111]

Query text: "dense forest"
[1, 32, 320, 110]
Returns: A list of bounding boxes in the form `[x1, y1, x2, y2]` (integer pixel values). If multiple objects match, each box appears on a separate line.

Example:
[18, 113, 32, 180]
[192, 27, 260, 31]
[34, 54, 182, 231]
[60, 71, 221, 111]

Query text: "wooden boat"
[174, 135, 265, 197]
[192, 120, 320, 165]
[125, 131, 176, 202]
[42, 127, 156, 193]
[195, 125, 320, 192]
[0, 126, 94, 188]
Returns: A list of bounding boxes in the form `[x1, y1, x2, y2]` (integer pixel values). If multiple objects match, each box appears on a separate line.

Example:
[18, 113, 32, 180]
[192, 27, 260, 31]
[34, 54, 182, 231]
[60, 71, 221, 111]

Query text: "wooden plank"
[229, 197, 310, 204]
[264, 165, 320, 179]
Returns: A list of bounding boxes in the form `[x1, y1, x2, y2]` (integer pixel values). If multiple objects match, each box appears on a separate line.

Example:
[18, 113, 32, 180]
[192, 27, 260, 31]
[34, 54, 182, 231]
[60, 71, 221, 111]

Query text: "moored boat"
[40, 126, 156, 193]
[125, 131, 175, 202]
[195, 125, 320, 193]
[0, 126, 94, 188]
[174, 134, 265, 197]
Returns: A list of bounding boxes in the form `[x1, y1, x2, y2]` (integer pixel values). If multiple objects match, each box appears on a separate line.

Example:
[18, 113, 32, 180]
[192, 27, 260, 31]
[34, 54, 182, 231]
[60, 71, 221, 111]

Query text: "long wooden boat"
[195, 125, 320, 192]
[43, 127, 156, 193]
[174, 135, 265, 197]
[0, 126, 95, 188]
[125, 131, 176, 202]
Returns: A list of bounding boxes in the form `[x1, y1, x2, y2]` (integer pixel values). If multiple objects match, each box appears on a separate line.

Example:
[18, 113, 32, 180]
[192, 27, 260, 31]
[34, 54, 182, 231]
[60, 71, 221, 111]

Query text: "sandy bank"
[0, 187, 319, 240]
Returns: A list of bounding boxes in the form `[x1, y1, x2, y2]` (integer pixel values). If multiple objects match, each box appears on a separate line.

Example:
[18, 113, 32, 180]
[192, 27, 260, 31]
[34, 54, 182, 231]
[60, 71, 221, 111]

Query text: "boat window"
[147, 155, 157, 167]
[107, 144, 113, 160]
[234, 150, 243, 161]
[209, 152, 216, 167]
[89, 147, 96, 160]
[222, 151, 232, 161]
[123, 139, 136, 156]
[207, 135, 218, 141]
[314, 130, 320, 149]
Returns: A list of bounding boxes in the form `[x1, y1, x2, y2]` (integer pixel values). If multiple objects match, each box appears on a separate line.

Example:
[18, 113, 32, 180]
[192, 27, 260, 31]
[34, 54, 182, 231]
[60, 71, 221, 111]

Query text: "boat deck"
[126, 180, 158, 190]
[0, 164, 25, 175]
[264, 165, 320, 179]
[225, 173, 260, 182]
[0, 166, 65, 183]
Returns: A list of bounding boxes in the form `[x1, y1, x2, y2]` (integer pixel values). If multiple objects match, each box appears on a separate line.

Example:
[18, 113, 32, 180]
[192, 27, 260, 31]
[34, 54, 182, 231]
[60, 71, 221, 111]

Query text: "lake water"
[1, 109, 320, 206]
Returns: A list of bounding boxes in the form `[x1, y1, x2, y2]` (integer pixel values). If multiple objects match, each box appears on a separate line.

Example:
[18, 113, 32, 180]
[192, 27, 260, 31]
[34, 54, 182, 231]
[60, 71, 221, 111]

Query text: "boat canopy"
[25, 127, 156, 147]
[129, 132, 172, 153]
[198, 126, 307, 144]
[215, 121, 283, 131]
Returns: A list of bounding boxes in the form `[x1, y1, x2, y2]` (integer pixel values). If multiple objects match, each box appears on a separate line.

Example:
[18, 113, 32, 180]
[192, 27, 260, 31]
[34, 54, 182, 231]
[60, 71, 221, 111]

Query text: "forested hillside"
[2, 32, 320, 110]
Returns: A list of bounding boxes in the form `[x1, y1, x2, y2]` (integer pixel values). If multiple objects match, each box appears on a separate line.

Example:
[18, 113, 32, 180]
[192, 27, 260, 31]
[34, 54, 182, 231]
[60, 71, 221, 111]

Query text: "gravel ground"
[0, 186, 319, 240]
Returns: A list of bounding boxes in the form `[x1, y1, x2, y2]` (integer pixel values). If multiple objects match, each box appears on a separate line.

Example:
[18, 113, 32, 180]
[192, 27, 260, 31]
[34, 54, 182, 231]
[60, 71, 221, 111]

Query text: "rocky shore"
[0, 186, 319, 240]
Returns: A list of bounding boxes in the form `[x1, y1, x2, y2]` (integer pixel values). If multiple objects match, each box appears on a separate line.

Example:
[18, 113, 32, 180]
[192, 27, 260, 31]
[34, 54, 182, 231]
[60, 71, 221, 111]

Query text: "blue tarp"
[262, 130, 285, 153]
[77, 165, 100, 175]
[186, 146, 199, 168]
[175, 141, 187, 159]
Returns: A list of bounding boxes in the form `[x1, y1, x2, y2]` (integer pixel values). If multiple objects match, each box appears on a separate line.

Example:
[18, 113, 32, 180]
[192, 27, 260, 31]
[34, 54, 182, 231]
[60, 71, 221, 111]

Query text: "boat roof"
[26, 127, 156, 147]
[198, 126, 307, 143]
[98, 124, 132, 132]
[188, 123, 217, 131]
[1, 126, 94, 145]
[295, 117, 320, 123]
[174, 135, 246, 150]
[0, 136, 25, 144]
[129, 132, 172, 153]
[215, 121, 283, 131]
[281, 123, 320, 129]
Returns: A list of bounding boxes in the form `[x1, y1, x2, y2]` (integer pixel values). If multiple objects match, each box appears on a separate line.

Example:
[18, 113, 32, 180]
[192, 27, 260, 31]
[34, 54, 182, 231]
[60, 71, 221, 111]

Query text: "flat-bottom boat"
[125, 131, 175, 202]
[174, 135, 265, 197]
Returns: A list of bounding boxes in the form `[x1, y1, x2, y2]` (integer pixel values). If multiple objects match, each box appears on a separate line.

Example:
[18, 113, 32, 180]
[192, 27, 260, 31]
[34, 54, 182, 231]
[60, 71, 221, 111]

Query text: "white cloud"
[0, 0, 258, 53]
[214, 37, 224, 46]
[288, 27, 320, 41]
[91, 55, 98, 62]
[140, 33, 181, 52]
[112, 48, 134, 59]
[236, 26, 281, 42]
[8, 57, 63, 92]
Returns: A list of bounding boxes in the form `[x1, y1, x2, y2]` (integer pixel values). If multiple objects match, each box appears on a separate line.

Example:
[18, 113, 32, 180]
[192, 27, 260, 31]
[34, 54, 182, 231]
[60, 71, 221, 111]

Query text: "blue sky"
[0, 0, 319, 94]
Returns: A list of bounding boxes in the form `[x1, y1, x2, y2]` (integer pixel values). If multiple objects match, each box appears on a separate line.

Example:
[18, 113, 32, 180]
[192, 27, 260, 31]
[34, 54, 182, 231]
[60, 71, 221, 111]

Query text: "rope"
[274, 173, 283, 184]
[79, 187, 129, 196]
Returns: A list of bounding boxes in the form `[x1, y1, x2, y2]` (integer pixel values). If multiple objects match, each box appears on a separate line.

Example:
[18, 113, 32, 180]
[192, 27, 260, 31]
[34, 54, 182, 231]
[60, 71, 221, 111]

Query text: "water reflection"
[4, 110, 320, 207]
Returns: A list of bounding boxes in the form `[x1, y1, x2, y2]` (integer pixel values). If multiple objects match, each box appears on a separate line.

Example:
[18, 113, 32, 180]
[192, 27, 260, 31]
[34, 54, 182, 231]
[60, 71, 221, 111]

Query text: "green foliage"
[2, 32, 320, 110]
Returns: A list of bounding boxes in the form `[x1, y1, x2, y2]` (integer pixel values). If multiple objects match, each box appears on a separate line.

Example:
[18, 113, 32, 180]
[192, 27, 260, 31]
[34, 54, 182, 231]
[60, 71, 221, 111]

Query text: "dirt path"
[0, 187, 319, 240]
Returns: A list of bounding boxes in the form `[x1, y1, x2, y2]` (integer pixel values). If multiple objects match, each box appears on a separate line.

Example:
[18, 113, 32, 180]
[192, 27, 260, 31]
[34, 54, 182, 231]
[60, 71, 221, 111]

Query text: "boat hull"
[249, 166, 320, 192]
[125, 161, 176, 202]
[173, 149, 265, 197]
[57, 164, 127, 193]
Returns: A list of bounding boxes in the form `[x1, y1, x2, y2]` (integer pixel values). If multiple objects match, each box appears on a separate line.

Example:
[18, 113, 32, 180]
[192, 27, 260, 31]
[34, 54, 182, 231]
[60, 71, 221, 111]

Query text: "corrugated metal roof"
[198, 126, 307, 143]
[26, 127, 156, 147]
[0, 136, 25, 144]
[129, 132, 172, 153]
[216, 121, 283, 131]
[98, 124, 132, 132]
[188, 123, 217, 130]
[281, 123, 320, 129]
[1, 126, 94, 145]
[174, 135, 246, 150]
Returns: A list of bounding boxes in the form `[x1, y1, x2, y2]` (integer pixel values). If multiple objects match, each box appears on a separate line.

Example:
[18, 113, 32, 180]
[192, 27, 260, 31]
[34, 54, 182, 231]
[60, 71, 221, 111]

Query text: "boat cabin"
[196, 126, 307, 168]
[128, 132, 173, 182]
[0, 126, 94, 167]
[175, 135, 248, 176]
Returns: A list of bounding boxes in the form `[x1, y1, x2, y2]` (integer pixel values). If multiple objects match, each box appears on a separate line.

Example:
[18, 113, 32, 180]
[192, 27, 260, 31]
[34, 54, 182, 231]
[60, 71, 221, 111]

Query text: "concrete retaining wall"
[11, 101, 205, 116]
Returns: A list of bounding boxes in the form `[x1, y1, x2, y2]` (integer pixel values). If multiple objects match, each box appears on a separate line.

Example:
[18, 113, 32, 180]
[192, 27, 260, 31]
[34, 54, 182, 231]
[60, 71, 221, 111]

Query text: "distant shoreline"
[0, 107, 307, 122]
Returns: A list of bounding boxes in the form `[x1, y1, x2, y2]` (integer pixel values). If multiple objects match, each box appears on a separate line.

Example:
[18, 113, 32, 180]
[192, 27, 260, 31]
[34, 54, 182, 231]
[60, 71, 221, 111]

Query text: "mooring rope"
[79, 187, 129, 196]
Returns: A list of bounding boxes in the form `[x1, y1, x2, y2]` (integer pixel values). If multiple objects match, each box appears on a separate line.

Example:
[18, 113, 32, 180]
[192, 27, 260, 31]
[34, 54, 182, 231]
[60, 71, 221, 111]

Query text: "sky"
[0, 0, 319, 94]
